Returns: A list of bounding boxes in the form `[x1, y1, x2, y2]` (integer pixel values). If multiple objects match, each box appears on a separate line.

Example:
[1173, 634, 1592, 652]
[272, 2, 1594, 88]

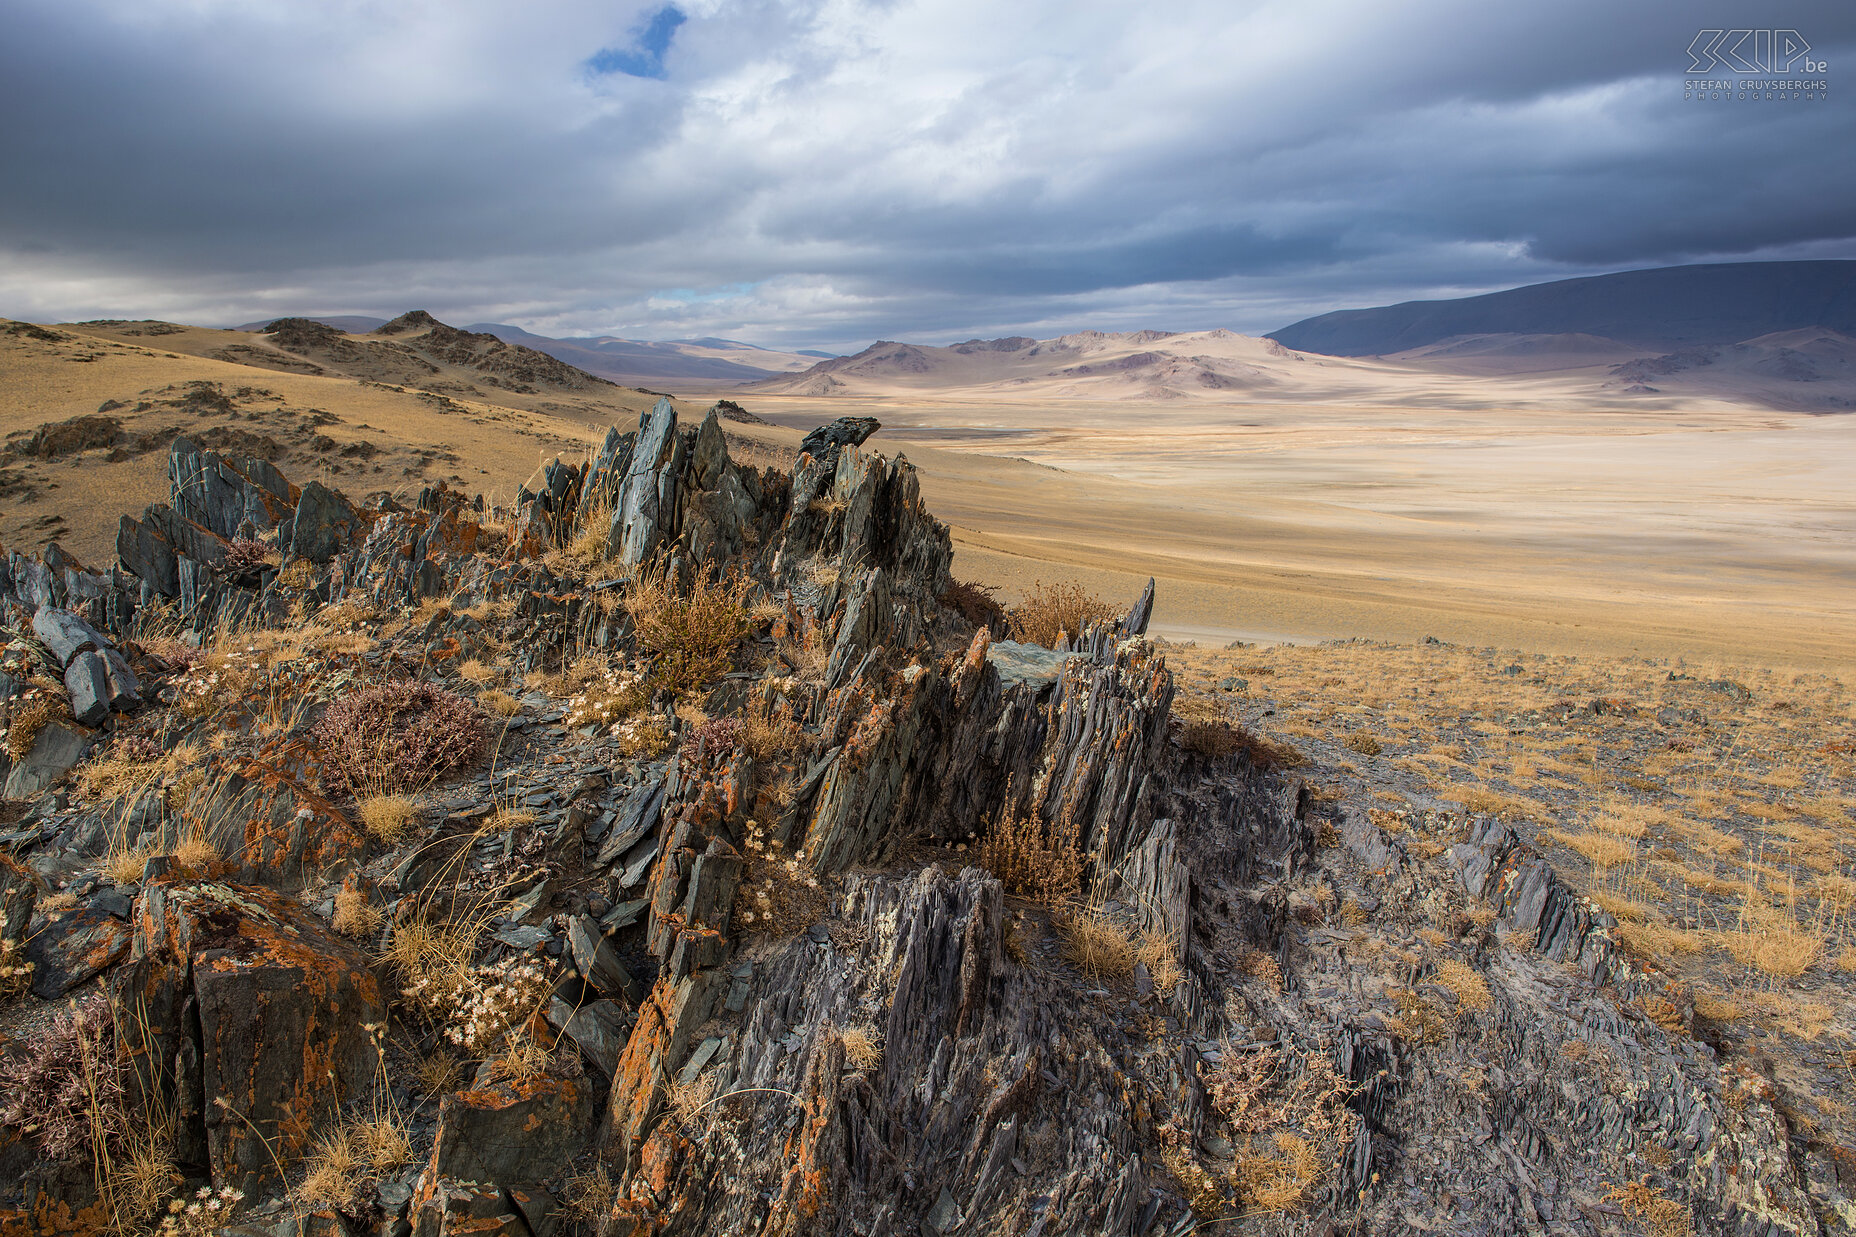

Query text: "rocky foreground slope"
[0, 401, 1840, 1235]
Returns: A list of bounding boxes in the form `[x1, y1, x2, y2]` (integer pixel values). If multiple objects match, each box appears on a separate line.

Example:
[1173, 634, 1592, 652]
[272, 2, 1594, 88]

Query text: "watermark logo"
[1687, 29, 1820, 74]
[1685, 29, 1827, 100]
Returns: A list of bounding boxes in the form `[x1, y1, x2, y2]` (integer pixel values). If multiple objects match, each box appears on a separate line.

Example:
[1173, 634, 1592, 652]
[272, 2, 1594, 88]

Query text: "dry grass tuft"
[839, 1024, 884, 1072]
[333, 888, 382, 939]
[1431, 959, 1493, 1012]
[479, 688, 523, 718]
[1061, 908, 1137, 981]
[357, 793, 420, 843]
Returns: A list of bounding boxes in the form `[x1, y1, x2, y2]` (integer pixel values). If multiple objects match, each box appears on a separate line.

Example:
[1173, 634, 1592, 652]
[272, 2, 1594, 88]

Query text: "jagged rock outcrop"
[0, 400, 1834, 1237]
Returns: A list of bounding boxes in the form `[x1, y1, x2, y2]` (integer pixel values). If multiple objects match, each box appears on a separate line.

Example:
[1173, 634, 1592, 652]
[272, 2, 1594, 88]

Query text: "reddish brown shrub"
[312, 680, 487, 793]
[0, 994, 126, 1159]
[941, 579, 1005, 630]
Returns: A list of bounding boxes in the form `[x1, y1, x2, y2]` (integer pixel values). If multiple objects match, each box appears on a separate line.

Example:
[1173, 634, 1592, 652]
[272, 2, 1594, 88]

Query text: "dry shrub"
[0, 994, 127, 1158]
[665, 1072, 719, 1132]
[1343, 731, 1384, 755]
[1008, 579, 1117, 649]
[333, 889, 382, 939]
[839, 1025, 884, 1072]
[292, 1114, 410, 1214]
[222, 537, 279, 575]
[1204, 1045, 1357, 1215]
[312, 680, 487, 794]
[75, 733, 180, 803]
[1234, 1132, 1322, 1214]
[563, 664, 649, 730]
[489, 804, 538, 832]
[357, 793, 420, 843]
[1603, 1177, 1693, 1237]
[1177, 716, 1310, 771]
[1061, 908, 1137, 981]
[415, 1051, 463, 1096]
[735, 818, 830, 936]
[680, 716, 745, 770]
[626, 567, 753, 696]
[1432, 959, 1492, 1012]
[1639, 995, 1686, 1034]
[740, 705, 804, 762]
[975, 798, 1083, 906]
[562, 1163, 618, 1232]
[942, 579, 1005, 630]
[615, 716, 672, 759]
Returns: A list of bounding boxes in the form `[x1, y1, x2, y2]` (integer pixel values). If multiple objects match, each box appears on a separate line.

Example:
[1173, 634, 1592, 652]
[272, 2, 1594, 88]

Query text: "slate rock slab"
[3, 720, 89, 799]
[26, 904, 130, 998]
[427, 1077, 592, 1185]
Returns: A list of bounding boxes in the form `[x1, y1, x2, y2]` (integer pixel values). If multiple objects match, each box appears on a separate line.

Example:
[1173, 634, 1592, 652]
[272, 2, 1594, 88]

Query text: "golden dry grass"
[357, 793, 420, 843]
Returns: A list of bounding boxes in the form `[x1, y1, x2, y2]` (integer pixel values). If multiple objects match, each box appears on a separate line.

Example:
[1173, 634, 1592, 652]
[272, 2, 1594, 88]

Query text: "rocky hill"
[0, 406, 1839, 1236]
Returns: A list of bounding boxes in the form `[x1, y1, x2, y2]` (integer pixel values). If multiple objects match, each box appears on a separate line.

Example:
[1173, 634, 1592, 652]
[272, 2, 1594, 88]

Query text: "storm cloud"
[1, 0, 1851, 350]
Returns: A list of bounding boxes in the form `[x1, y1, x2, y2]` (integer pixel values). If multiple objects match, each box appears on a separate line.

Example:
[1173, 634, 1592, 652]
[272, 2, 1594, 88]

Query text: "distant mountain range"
[234, 316, 832, 385]
[1268, 261, 1856, 356]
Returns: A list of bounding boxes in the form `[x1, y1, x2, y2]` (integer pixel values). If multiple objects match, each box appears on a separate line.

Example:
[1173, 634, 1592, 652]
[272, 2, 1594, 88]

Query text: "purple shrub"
[312, 680, 488, 793]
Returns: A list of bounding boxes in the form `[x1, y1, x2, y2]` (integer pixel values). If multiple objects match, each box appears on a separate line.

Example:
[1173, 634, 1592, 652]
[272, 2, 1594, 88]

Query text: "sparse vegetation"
[312, 679, 488, 793]
[625, 567, 753, 696]
[1007, 579, 1116, 648]
[975, 796, 1083, 905]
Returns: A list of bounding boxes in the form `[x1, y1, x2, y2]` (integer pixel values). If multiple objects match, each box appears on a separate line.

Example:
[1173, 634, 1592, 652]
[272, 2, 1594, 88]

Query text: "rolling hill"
[235, 316, 827, 386]
[1269, 261, 1856, 356]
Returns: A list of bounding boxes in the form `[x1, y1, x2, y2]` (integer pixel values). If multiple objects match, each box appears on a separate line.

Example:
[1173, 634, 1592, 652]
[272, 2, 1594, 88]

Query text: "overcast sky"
[1, 0, 1851, 351]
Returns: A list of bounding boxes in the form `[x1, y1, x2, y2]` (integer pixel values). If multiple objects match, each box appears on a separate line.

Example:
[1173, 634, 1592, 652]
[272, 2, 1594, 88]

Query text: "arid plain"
[4, 316, 1853, 671]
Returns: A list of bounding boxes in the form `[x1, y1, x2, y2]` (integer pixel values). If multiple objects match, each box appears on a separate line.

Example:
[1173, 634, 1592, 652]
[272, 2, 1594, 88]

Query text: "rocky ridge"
[0, 399, 1838, 1236]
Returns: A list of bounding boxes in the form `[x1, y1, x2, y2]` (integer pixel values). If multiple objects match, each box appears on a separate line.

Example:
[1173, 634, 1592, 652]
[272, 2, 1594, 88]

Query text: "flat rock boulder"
[29, 607, 106, 666]
[3, 720, 89, 800]
[25, 902, 130, 998]
[424, 1076, 593, 1186]
[111, 879, 384, 1197]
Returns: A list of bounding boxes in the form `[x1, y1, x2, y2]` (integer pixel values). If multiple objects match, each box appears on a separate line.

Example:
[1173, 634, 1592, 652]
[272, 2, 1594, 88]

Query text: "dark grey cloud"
[1, 0, 1851, 351]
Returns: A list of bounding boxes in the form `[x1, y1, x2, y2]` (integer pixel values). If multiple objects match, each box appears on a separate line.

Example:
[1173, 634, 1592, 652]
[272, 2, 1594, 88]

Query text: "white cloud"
[1, 0, 1851, 349]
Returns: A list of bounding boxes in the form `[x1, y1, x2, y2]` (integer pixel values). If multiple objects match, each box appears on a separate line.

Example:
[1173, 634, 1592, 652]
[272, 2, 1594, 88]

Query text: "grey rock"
[4, 720, 89, 798]
[31, 606, 107, 666]
[986, 639, 1074, 686]
[27, 905, 131, 997]
[63, 651, 112, 726]
[99, 648, 141, 710]
[492, 923, 551, 950]
[568, 914, 639, 1003]
[546, 997, 631, 1077]
[799, 416, 881, 470]
[289, 480, 363, 563]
